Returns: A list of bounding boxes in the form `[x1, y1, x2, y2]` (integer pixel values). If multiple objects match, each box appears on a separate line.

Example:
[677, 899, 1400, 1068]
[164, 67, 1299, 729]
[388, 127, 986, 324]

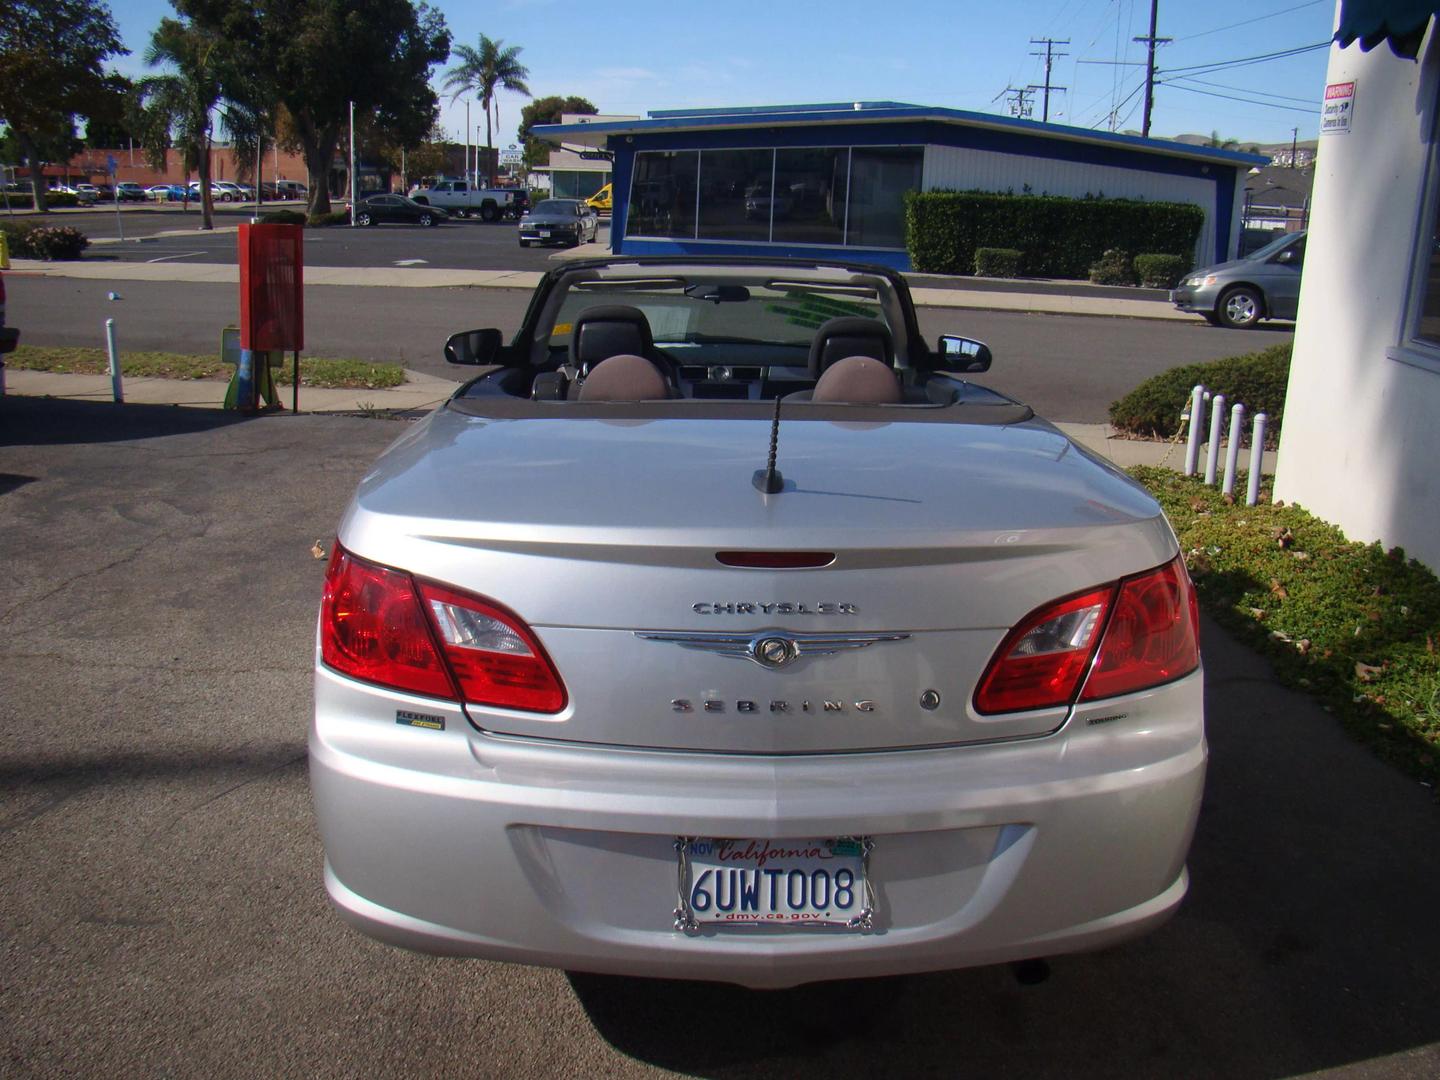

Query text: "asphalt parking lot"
[2, 395, 1439, 1077]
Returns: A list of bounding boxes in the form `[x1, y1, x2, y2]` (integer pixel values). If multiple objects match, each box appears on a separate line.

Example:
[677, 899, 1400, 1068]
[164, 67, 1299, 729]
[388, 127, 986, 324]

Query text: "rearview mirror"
[937, 335, 993, 373]
[444, 328, 503, 366]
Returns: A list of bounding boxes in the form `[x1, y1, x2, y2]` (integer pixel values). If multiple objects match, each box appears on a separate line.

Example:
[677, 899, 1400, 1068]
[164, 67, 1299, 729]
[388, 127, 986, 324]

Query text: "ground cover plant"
[1110, 343, 1291, 441]
[1134, 467, 1440, 791]
[6, 345, 405, 389]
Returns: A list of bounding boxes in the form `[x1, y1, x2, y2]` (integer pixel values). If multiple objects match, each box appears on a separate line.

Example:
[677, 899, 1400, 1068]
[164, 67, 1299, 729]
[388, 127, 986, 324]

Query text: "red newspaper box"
[239, 223, 303, 351]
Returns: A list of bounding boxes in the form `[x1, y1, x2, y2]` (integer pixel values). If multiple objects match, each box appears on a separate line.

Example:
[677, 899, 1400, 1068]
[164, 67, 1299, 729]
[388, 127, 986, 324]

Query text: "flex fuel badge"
[396, 710, 445, 731]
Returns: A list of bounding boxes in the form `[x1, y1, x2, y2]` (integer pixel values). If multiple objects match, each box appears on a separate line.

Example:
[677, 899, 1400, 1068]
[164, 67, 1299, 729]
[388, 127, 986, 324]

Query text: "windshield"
[547, 281, 886, 349]
[1247, 231, 1303, 261]
[534, 200, 577, 215]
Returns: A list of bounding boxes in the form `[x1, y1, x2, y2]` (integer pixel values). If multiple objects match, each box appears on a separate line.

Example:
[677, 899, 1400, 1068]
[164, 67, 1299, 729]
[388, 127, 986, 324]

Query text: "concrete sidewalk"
[0, 366, 1275, 473]
[5, 255, 1197, 321]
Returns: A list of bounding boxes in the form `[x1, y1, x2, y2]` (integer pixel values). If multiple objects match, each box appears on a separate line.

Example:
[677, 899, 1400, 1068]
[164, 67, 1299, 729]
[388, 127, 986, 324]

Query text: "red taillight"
[417, 581, 568, 713]
[1079, 557, 1200, 702]
[973, 556, 1199, 715]
[320, 546, 566, 713]
[973, 586, 1114, 714]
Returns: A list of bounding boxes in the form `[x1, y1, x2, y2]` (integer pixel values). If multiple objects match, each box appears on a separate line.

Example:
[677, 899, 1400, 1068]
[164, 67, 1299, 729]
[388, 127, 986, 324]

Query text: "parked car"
[116, 182, 148, 202]
[232, 183, 257, 202]
[1171, 230, 1306, 329]
[310, 255, 1206, 989]
[274, 180, 308, 200]
[0, 269, 17, 379]
[146, 184, 187, 202]
[517, 198, 599, 247]
[585, 182, 612, 213]
[354, 194, 449, 227]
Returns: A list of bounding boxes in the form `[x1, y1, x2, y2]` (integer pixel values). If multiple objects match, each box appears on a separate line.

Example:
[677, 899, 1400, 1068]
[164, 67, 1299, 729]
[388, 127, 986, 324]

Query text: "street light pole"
[465, 99, 471, 184]
[348, 99, 356, 226]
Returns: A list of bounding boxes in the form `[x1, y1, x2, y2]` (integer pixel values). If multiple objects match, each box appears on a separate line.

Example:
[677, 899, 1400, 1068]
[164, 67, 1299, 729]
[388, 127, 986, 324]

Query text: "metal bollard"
[105, 318, 124, 403]
[1204, 393, 1226, 485]
[1246, 412, 1268, 506]
[1184, 384, 1205, 476]
[1222, 402, 1245, 496]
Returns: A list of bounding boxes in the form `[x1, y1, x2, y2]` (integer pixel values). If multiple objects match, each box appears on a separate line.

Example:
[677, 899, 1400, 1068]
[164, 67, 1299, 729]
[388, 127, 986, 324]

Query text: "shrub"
[0, 220, 35, 257]
[18, 226, 89, 260]
[1088, 248, 1135, 286]
[1134, 253, 1188, 289]
[974, 247, 1023, 277]
[905, 190, 1204, 278]
[1109, 342, 1292, 440]
[260, 209, 306, 225]
[44, 191, 80, 208]
[307, 210, 350, 227]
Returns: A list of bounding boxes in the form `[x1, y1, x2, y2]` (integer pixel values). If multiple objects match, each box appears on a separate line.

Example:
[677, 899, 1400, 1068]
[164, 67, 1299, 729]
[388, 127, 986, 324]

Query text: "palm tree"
[442, 35, 531, 186]
[134, 17, 223, 229]
[1206, 130, 1241, 151]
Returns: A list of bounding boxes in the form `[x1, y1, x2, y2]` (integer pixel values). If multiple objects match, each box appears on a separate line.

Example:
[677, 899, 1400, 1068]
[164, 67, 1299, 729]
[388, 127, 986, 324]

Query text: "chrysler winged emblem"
[635, 629, 908, 670]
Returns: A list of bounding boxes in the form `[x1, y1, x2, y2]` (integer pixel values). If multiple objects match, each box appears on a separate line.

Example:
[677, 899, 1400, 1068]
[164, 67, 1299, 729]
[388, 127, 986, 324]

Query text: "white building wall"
[922, 144, 1224, 265]
[1274, 29, 1440, 568]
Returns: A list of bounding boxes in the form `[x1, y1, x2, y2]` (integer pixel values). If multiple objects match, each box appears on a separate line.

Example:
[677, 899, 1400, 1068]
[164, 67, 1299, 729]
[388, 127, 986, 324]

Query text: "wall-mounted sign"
[1321, 81, 1356, 135]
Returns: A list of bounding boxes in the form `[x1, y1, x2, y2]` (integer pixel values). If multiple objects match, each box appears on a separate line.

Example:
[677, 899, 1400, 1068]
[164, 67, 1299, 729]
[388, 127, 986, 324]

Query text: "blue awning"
[1334, 0, 1437, 57]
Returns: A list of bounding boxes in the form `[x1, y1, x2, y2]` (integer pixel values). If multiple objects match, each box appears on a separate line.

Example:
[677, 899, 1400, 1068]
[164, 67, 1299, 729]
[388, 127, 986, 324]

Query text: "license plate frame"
[538, 229, 550, 238]
[673, 837, 875, 933]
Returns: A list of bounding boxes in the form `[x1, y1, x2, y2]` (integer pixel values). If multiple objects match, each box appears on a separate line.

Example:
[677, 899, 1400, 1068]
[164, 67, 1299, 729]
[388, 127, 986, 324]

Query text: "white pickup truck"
[407, 179, 517, 221]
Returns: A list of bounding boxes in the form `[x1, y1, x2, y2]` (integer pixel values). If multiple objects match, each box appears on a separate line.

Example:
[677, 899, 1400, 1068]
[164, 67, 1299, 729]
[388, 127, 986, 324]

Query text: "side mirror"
[1274, 248, 1298, 265]
[445, 328, 503, 366]
[937, 335, 993, 373]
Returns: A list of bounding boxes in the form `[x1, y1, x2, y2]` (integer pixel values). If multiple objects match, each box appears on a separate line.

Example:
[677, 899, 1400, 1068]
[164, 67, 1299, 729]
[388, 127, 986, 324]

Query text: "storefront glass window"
[697, 149, 774, 241]
[846, 147, 923, 248]
[1417, 186, 1440, 345]
[627, 151, 698, 238]
[773, 148, 849, 246]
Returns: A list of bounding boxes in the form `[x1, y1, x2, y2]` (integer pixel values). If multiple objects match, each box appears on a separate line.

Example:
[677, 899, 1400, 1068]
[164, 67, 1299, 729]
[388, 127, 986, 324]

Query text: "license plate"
[538, 229, 550, 237]
[674, 837, 873, 932]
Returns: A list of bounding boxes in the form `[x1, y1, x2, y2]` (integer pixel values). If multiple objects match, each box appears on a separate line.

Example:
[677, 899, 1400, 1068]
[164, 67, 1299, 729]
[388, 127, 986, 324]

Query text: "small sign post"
[107, 154, 124, 241]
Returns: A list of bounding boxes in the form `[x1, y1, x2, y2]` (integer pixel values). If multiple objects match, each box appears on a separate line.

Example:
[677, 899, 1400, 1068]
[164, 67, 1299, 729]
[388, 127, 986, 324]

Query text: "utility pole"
[1290, 126, 1299, 168]
[1028, 37, 1070, 123]
[1001, 86, 1036, 119]
[1134, 0, 1172, 137]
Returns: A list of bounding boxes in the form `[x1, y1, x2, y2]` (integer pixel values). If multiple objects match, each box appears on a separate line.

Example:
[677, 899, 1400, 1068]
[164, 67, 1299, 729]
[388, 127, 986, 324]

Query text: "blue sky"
[108, 0, 1338, 149]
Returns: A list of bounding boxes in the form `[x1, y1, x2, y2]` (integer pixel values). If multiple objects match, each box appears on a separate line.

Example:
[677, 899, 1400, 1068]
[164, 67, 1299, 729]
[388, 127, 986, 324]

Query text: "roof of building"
[1244, 165, 1315, 209]
[534, 101, 1270, 168]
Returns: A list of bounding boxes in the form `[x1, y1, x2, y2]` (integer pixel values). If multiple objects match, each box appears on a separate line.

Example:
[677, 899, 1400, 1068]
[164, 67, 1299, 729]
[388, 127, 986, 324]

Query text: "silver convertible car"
[311, 257, 1206, 989]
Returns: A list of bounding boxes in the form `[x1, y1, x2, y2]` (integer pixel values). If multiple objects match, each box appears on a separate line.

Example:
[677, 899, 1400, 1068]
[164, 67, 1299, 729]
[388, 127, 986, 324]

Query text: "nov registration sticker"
[674, 837, 873, 932]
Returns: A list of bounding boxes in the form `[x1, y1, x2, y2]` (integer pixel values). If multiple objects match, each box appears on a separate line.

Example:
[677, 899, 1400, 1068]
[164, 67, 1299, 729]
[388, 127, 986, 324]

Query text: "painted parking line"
[147, 251, 208, 263]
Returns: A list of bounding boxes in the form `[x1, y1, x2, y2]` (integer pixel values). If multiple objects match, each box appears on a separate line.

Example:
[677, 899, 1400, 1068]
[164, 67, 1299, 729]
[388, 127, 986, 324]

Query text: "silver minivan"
[1170, 230, 1306, 328]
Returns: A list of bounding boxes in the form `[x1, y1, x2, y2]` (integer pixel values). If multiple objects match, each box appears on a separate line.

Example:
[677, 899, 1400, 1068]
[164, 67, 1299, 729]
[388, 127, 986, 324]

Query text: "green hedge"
[0, 221, 90, 260]
[1089, 249, 1135, 286]
[0, 191, 80, 210]
[1135, 253, 1188, 288]
[974, 247, 1023, 277]
[905, 190, 1205, 279]
[260, 209, 306, 225]
[1109, 343, 1292, 440]
[307, 210, 350, 227]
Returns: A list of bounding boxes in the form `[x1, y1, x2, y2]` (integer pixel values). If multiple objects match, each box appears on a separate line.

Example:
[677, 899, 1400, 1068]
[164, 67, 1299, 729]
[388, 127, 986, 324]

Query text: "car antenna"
[752, 396, 784, 494]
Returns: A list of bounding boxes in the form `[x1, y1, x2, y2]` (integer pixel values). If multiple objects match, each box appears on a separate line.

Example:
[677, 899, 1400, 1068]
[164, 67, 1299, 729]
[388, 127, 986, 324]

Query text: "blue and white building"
[535, 102, 1267, 270]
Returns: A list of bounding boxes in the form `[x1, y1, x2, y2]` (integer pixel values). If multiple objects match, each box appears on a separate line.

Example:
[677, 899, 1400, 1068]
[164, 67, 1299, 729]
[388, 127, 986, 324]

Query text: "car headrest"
[578, 354, 671, 402]
[807, 316, 893, 378]
[569, 305, 655, 372]
[810, 356, 903, 405]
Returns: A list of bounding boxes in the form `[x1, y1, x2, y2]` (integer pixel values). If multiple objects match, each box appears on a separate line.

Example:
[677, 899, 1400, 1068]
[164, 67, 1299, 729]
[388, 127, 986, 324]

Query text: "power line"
[1175, 0, 1327, 42]
[1161, 40, 1331, 75]
[1161, 82, 1322, 114]
[1168, 74, 1321, 105]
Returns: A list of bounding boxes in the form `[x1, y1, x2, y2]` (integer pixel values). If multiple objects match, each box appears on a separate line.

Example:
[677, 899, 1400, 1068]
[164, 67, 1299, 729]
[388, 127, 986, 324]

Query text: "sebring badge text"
[693, 602, 858, 615]
[672, 698, 877, 713]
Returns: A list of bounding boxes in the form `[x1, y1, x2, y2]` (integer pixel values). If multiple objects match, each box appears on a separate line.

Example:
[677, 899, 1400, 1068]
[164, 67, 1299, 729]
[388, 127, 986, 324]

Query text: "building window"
[553, 170, 608, 199]
[628, 151, 698, 238]
[773, 148, 849, 246]
[1415, 182, 1440, 346]
[698, 149, 773, 241]
[846, 147, 923, 248]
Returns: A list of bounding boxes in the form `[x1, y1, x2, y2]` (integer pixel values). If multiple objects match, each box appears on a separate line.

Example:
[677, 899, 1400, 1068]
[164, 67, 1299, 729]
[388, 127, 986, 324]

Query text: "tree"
[0, 0, 125, 210]
[132, 16, 228, 229]
[442, 35, 530, 186]
[517, 95, 596, 171]
[1206, 131, 1240, 151]
[177, 0, 450, 216]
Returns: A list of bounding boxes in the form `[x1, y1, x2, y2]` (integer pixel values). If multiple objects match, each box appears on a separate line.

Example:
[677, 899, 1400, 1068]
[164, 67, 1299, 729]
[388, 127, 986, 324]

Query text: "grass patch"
[7, 345, 405, 389]
[1133, 466, 1440, 790]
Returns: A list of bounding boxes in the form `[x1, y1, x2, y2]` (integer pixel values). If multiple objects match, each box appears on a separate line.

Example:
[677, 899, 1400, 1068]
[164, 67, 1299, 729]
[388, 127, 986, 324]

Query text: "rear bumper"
[311, 666, 1205, 988]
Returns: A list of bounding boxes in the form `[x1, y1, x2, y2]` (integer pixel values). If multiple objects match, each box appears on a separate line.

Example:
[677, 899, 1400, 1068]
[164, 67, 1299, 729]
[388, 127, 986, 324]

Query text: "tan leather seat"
[810, 356, 903, 405]
[578, 354, 671, 401]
